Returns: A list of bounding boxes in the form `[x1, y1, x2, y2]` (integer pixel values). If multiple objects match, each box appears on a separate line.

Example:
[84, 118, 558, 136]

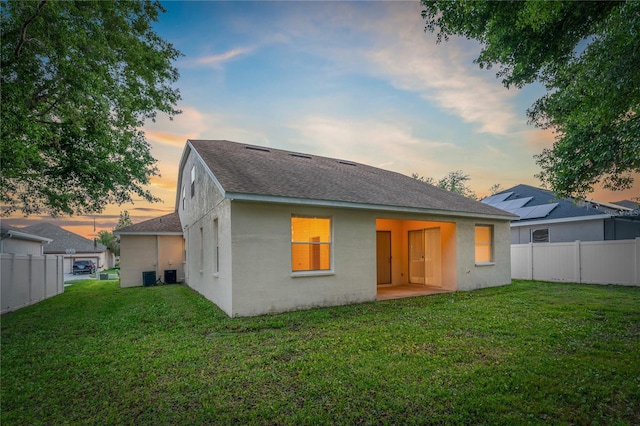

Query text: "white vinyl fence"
[1, 253, 64, 314]
[511, 237, 640, 286]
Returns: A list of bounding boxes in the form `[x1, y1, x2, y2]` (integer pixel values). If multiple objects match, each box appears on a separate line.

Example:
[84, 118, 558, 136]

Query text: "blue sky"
[6, 1, 638, 238]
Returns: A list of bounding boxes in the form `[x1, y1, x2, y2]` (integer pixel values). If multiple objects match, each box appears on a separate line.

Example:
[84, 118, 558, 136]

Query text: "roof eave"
[1, 230, 53, 243]
[115, 231, 183, 236]
[227, 192, 516, 221]
[510, 213, 611, 227]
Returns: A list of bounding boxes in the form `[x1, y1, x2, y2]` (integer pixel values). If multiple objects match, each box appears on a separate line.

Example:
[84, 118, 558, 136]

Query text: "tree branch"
[14, 0, 48, 60]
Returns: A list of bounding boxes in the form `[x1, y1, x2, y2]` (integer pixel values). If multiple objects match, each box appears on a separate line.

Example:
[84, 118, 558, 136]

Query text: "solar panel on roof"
[491, 197, 532, 213]
[514, 203, 558, 220]
[481, 192, 513, 205]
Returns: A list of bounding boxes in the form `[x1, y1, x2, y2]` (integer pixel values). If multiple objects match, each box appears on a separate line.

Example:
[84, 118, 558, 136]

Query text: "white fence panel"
[511, 245, 532, 280]
[580, 240, 637, 285]
[532, 242, 577, 282]
[1, 254, 64, 314]
[511, 238, 640, 286]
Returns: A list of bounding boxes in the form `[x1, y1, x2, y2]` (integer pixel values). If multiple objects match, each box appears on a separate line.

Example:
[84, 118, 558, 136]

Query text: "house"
[1, 224, 64, 314]
[118, 140, 515, 317]
[481, 184, 640, 244]
[1, 224, 52, 255]
[20, 223, 113, 273]
[115, 213, 184, 286]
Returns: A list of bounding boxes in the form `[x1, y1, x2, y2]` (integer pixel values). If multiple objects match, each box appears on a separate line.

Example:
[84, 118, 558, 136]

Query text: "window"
[182, 186, 186, 210]
[190, 166, 196, 197]
[199, 227, 203, 272]
[213, 218, 219, 273]
[532, 228, 549, 243]
[291, 216, 332, 272]
[475, 225, 494, 263]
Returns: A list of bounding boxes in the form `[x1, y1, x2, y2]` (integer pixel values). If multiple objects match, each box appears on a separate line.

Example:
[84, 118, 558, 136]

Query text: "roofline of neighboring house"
[0, 229, 52, 244]
[228, 193, 516, 221]
[510, 213, 612, 227]
[114, 231, 183, 236]
[585, 198, 633, 211]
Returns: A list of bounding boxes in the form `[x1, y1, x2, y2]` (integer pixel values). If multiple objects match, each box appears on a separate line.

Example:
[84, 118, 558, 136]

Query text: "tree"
[421, 1, 640, 199]
[489, 184, 504, 196]
[97, 230, 119, 256]
[97, 210, 132, 256]
[116, 211, 133, 230]
[413, 170, 477, 199]
[1, 0, 182, 216]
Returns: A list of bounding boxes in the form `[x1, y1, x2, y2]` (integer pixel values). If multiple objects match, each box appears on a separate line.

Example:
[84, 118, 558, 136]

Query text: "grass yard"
[2, 280, 639, 425]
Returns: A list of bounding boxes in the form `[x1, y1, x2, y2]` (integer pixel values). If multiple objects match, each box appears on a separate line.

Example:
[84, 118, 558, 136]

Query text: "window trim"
[531, 228, 550, 243]
[474, 224, 494, 266]
[290, 215, 334, 275]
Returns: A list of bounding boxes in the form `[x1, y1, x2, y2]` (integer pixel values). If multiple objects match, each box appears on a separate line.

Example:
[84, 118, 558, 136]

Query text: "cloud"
[269, 2, 521, 135]
[360, 3, 521, 135]
[185, 47, 254, 69]
[289, 115, 459, 178]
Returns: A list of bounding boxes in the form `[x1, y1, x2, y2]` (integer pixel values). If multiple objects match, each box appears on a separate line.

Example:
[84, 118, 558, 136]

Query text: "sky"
[4, 1, 639, 239]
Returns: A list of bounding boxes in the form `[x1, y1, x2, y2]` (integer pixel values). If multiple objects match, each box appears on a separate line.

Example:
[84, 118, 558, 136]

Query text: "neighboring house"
[482, 184, 640, 244]
[20, 223, 112, 274]
[1, 224, 52, 255]
[115, 213, 184, 286]
[119, 139, 515, 317]
[1, 224, 64, 314]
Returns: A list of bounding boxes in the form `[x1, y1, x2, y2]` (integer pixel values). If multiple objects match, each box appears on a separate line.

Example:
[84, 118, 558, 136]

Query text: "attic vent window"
[338, 161, 356, 166]
[289, 153, 312, 159]
[245, 146, 270, 152]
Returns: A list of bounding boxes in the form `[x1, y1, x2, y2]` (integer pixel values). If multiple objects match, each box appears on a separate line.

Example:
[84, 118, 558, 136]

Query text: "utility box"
[142, 271, 156, 287]
[164, 269, 177, 284]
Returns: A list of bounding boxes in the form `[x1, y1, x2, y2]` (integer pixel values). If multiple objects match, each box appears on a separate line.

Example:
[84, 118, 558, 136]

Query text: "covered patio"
[376, 284, 453, 301]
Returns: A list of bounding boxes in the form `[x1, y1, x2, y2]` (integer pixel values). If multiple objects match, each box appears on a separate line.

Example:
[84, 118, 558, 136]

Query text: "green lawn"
[2, 280, 639, 425]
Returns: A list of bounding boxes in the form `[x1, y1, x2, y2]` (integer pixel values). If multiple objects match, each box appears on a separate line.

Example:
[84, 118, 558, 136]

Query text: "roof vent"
[338, 160, 357, 166]
[289, 153, 312, 159]
[244, 146, 270, 153]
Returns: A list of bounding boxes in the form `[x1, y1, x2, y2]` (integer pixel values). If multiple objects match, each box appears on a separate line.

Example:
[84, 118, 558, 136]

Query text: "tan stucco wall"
[1, 239, 43, 255]
[119, 235, 184, 287]
[229, 202, 378, 317]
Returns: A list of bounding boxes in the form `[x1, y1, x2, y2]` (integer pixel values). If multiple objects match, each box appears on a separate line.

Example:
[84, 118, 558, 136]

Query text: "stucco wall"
[229, 202, 378, 317]
[119, 235, 184, 287]
[178, 149, 233, 315]
[511, 219, 604, 244]
[456, 219, 511, 291]
[1, 239, 43, 255]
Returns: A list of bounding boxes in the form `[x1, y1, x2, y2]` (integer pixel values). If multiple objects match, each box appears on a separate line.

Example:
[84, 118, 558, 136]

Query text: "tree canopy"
[412, 170, 478, 199]
[1, 0, 181, 216]
[421, 1, 639, 198]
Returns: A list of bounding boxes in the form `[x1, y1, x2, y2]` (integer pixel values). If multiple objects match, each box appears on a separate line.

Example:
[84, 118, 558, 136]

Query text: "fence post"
[574, 240, 581, 284]
[528, 243, 534, 280]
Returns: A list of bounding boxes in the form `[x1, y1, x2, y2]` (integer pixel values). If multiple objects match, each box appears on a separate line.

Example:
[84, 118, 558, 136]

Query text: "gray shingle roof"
[115, 212, 182, 234]
[188, 140, 514, 219]
[21, 223, 106, 254]
[492, 184, 610, 221]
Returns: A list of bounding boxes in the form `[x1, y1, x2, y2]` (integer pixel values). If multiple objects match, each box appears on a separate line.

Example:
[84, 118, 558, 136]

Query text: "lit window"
[190, 166, 196, 197]
[532, 228, 549, 243]
[475, 225, 493, 263]
[291, 216, 332, 272]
